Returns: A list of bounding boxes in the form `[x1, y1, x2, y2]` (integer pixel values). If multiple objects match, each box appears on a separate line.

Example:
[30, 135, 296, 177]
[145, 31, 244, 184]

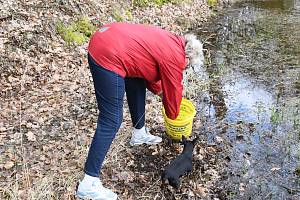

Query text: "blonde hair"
[184, 34, 204, 69]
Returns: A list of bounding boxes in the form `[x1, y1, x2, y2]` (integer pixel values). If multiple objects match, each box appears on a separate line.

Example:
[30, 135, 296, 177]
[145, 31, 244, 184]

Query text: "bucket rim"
[162, 98, 196, 123]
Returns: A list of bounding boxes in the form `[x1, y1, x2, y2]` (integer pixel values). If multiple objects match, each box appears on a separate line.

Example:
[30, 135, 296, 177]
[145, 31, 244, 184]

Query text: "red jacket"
[88, 22, 186, 119]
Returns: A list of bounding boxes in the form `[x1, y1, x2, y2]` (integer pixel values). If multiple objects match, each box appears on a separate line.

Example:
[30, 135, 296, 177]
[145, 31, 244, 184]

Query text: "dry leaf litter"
[0, 0, 229, 199]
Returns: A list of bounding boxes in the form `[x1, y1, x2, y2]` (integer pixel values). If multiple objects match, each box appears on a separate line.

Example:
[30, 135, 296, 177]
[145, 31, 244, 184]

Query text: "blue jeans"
[84, 54, 146, 177]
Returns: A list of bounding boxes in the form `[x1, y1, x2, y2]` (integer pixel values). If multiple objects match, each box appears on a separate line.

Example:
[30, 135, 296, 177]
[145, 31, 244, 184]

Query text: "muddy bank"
[196, 0, 300, 199]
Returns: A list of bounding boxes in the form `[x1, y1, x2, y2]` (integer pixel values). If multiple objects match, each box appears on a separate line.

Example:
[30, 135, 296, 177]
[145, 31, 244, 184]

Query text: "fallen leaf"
[26, 122, 33, 128]
[215, 136, 223, 143]
[4, 161, 14, 169]
[117, 171, 135, 182]
[271, 167, 281, 171]
[151, 148, 159, 155]
[239, 183, 245, 192]
[188, 189, 195, 197]
[206, 146, 216, 154]
[0, 127, 7, 132]
[194, 185, 207, 197]
[26, 131, 36, 141]
[127, 195, 134, 200]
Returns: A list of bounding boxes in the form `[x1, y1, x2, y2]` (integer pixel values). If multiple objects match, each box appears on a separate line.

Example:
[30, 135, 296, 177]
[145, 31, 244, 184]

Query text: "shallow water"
[197, 0, 300, 199]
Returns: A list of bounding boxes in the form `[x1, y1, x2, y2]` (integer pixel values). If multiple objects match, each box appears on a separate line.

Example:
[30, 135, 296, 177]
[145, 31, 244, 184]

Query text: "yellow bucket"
[162, 98, 196, 140]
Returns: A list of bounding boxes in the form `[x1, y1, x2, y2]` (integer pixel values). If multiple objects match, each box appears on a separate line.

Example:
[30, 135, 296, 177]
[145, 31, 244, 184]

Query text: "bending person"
[76, 22, 204, 200]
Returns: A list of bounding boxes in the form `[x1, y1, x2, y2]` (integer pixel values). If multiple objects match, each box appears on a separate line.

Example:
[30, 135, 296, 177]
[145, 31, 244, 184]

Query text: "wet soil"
[196, 0, 300, 199]
[116, 1, 300, 199]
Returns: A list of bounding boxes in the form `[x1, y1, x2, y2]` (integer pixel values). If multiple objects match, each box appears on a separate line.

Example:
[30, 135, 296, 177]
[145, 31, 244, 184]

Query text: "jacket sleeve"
[160, 62, 183, 120]
[146, 80, 162, 95]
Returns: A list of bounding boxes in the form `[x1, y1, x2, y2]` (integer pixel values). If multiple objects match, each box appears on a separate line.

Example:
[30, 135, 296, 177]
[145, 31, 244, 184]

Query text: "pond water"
[197, 0, 300, 199]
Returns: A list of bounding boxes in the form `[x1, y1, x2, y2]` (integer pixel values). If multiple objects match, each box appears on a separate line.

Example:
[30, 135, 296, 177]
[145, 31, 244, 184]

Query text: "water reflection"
[209, 79, 228, 120]
[251, 0, 296, 10]
[222, 74, 274, 123]
[197, 0, 300, 198]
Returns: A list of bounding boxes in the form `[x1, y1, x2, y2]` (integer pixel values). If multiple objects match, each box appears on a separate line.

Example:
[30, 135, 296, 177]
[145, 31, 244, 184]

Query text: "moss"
[270, 107, 282, 125]
[125, 10, 133, 21]
[207, 0, 217, 8]
[112, 9, 124, 22]
[112, 7, 134, 22]
[132, 0, 183, 7]
[132, 0, 147, 7]
[154, 0, 167, 6]
[56, 16, 97, 45]
[295, 167, 300, 176]
[62, 29, 85, 45]
[56, 21, 67, 36]
[210, 11, 217, 17]
[75, 17, 97, 37]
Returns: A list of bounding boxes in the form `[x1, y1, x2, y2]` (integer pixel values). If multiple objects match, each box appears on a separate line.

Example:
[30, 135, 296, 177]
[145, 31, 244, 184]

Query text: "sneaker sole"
[129, 140, 162, 146]
[76, 194, 92, 200]
[76, 194, 117, 200]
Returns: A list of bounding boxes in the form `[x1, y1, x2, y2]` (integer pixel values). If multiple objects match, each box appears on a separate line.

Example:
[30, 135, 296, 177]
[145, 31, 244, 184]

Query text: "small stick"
[141, 178, 161, 197]
[278, 184, 300, 193]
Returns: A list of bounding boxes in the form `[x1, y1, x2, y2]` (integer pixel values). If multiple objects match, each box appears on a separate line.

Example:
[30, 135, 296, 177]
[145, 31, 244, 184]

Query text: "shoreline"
[0, 0, 240, 199]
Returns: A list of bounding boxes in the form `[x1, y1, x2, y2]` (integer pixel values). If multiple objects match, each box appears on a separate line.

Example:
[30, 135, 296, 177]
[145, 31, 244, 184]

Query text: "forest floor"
[0, 0, 235, 199]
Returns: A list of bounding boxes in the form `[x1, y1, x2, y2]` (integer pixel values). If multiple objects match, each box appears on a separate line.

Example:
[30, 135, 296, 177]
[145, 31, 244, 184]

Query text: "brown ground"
[0, 0, 227, 199]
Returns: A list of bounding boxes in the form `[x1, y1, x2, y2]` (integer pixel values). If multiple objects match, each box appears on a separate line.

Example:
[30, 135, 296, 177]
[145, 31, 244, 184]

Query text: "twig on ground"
[278, 184, 300, 193]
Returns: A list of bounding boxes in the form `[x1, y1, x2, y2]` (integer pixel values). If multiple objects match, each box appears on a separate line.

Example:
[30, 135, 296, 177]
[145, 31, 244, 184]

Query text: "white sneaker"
[76, 177, 117, 200]
[129, 126, 162, 146]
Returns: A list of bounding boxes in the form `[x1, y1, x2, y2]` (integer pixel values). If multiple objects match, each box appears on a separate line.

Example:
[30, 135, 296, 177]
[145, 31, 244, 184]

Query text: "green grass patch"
[56, 16, 97, 45]
[125, 10, 133, 21]
[132, 0, 183, 7]
[207, 0, 217, 8]
[112, 8, 133, 22]
[112, 9, 124, 22]
[270, 107, 283, 125]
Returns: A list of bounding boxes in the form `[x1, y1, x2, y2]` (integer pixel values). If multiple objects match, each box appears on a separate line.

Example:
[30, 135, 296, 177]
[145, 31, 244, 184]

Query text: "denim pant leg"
[84, 55, 125, 177]
[125, 78, 146, 129]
